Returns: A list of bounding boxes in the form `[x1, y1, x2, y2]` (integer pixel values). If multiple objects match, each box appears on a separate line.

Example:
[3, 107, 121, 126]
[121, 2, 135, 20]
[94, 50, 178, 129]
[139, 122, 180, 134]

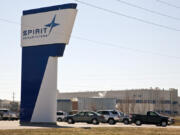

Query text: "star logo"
[45, 15, 59, 35]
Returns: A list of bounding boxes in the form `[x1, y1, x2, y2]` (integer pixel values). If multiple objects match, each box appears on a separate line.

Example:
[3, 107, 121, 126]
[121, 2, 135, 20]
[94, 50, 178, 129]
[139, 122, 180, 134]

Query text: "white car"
[0, 109, 18, 120]
[117, 111, 131, 124]
[57, 111, 67, 122]
[97, 110, 120, 125]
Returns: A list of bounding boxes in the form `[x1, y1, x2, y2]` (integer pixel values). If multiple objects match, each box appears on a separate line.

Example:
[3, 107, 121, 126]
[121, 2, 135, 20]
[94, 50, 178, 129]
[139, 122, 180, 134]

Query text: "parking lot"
[0, 121, 179, 130]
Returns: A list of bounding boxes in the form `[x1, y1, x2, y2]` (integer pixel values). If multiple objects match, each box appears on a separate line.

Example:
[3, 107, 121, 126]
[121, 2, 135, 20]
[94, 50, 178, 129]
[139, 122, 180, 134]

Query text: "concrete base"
[20, 122, 58, 127]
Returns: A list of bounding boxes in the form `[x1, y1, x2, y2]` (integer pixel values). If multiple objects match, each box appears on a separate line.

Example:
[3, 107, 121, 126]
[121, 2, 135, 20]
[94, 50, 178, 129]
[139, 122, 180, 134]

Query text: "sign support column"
[20, 3, 77, 125]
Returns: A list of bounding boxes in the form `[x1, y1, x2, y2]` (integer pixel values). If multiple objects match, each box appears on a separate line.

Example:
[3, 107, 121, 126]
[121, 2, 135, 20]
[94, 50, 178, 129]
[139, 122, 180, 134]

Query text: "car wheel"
[135, 120, 141, 126]
[108, 118, 115, 125]
[92, 119, 99, 125]
[67, 118, 74, 124]
[161, 121, 167, 127]
[57, 118, 62, 122]
[123, 119, 129, 125]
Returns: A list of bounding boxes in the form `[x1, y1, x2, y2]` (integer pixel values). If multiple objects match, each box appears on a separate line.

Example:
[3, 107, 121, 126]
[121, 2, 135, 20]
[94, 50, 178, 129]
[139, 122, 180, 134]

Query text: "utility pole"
[13, 92, 15, 102]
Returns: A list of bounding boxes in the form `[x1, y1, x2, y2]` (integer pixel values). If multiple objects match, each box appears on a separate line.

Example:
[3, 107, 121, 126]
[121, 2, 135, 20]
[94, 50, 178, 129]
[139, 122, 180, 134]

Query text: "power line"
[0, 18, 19, 25]
[13, 92, 15, 102]
[0, 5, 179, 60]
[116, 0, 180, 21]
[74, 0, 180, 32]
[1, 15, 180, 60]
[156, 0, 180, 9]
[72, 35, 180, 60]
[0, 2, 180, 32]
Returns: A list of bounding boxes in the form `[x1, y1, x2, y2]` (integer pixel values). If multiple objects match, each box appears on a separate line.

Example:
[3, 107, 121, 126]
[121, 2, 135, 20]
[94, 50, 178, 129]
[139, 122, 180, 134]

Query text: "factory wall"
[58, 88, 180, 115]
[78, 98, 116, 111]
[57, 99, 72, 113]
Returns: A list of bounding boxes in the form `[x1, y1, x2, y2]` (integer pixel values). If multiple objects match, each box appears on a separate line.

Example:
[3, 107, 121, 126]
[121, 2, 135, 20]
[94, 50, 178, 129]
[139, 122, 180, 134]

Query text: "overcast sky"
[1, 0, 180, 100]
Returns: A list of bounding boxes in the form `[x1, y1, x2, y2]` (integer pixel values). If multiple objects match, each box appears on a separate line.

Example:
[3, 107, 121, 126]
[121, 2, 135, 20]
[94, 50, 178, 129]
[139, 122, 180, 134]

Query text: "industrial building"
[78, 98, 116, 111]
[0, 100, 19, 112]
[57, 88, 180, 115]
[57, 99, 72, 113]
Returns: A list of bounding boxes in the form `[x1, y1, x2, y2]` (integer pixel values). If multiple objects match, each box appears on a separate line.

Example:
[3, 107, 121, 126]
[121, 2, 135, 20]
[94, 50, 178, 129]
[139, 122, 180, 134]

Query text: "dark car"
[131, 111, 169, 127]
[64, 111, 106, 125]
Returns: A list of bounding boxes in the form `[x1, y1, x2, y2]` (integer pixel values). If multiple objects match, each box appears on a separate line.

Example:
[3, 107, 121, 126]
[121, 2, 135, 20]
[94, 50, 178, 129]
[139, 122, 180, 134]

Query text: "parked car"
[168, 117, 175, 125]
[97, 110, 120, 125]
[0, 109, 7, 120]
[64, 111, 106, 125]
[131, 111, 169, 127]
[57, 111, 67, 122]
[0, 109, 18, 120]
[117, 111, 131, 124]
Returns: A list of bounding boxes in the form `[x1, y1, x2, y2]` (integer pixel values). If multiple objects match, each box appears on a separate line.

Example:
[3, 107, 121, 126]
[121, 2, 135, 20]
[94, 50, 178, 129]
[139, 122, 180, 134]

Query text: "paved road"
[0, 121, 179, 129]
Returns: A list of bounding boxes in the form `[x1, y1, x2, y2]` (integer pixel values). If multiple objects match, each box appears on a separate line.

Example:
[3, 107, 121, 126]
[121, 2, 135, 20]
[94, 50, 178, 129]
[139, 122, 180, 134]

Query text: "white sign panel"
[21, 9, 77, 47]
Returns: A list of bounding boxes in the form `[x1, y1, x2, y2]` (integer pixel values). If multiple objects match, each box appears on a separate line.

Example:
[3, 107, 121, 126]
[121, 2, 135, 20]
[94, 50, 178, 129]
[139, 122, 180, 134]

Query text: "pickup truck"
[130, 111, 169, 127]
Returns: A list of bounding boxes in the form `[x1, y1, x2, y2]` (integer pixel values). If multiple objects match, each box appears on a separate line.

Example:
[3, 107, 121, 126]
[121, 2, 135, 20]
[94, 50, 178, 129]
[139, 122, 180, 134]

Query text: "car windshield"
[111, 111, 118, 115]
[99, 111, 109, 115]
[86, 112, 95, 116]
[94, 112, 101, 116]
[0, 110, 8, 113]
[149, 112, 159, 116]
[118, 112, 124, 116]
[57, 112, 63, 115]
[78, 112, 85, 116]
[154, 112, 160, 116]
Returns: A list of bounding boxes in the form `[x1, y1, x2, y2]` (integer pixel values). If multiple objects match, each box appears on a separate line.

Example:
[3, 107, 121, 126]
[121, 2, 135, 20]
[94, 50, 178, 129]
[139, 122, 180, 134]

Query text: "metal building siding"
[78, 98, 116, 111]
[57, 99, 72, 113]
